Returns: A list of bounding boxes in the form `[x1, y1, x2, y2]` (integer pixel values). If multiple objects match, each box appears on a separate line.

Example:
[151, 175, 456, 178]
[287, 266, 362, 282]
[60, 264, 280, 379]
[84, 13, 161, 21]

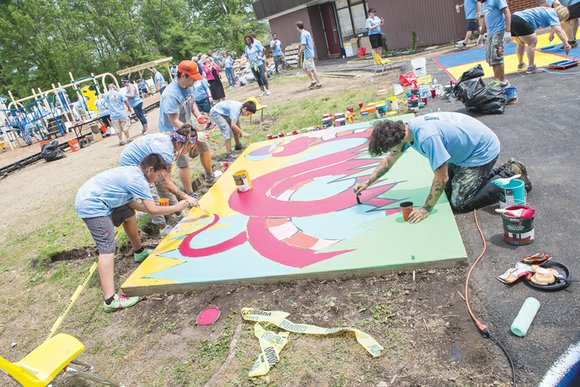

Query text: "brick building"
[252, 0, 538, 58]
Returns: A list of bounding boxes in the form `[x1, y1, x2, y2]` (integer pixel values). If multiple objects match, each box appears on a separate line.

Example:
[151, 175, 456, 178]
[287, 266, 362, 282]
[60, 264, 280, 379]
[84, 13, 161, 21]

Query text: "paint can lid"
[196, 306, 221, 326]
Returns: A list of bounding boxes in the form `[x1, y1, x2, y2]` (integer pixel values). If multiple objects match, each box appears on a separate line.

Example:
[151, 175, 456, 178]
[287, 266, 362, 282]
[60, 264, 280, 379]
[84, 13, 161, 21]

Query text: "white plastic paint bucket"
[411, 57, 427, 76]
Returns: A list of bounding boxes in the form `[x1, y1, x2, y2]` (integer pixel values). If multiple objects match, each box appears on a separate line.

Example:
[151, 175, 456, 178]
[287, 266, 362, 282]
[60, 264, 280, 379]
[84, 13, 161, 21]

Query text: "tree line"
[0, 0, 267, 97]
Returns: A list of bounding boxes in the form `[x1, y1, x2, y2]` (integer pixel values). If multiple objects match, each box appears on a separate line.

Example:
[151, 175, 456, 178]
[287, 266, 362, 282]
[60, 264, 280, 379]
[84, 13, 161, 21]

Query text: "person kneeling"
[75, 154, 196, 312]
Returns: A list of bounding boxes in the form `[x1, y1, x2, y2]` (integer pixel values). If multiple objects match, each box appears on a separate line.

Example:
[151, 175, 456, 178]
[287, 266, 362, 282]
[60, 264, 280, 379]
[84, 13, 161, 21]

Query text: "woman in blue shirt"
[511, 6, 570, 73]
[244, 35, 270, 96]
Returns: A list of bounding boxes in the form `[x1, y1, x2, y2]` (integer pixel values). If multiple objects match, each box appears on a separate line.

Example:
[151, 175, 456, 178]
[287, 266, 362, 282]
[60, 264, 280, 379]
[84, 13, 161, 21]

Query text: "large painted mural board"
[122, 116, 467, 295]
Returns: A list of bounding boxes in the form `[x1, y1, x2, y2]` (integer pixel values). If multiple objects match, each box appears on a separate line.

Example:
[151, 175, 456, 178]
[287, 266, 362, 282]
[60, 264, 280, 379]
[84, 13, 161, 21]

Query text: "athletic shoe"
[265, 90, 271, 96]
[119, 140, 126, 146]
[560, 41, 578, 49]
[517, 63, 526, 70]
[234, 144, 246, 151]
[525, 65, 544, 74]
[204, 173, 216, 186]
[490, 80, 511, 89]
[103, 293, 140, 313]
[159, 224, 173, 237]
[307, 82, 317, 90]
[134, 248, 152, 263]
[258, 91, 266, 97]
[220, 152, 237, 162]
[174, 212, 185, 222]
[507, 158, 532, 192]
[315, 84, 322, 89]
[455, 41, 467, 50]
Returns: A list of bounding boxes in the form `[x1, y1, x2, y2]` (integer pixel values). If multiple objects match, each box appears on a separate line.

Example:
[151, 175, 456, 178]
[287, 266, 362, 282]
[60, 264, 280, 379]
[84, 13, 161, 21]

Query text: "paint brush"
[356, 193, 361, 205]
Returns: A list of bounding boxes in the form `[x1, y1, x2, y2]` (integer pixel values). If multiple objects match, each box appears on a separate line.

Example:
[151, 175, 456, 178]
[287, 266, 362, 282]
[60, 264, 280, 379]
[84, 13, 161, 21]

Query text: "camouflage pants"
[446, 157, 513, 213]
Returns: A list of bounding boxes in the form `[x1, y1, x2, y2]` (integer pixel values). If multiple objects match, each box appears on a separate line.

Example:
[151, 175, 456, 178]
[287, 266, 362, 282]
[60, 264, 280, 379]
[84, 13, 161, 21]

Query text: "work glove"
[503, 31, 512, 45]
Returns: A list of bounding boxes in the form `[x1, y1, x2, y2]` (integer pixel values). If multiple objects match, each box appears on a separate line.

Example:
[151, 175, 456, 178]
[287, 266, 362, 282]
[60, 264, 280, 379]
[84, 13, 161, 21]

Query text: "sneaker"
[525, 65, 543, 74]
[103, 293, 140, 313]
[204, 173, 216, 186]
[220, 152, 237, 162]
[159, 224, 173, 237]
[174, 212, 185, 222]
[258, 91, 266, 97]
[315, 83, 322, 89]
[490, 80, 510, 89]
[455, 41, 467, 50]
[517, 63, 526, 70]
[507, 158, 532, 192]
[234, 144, 246, 151]
[134, 248, 152, 263]
[265, 90, 271, 96]
[308, 82, 317, 90]
[560, 41, 578, 49]
[119, 140, 126, 146]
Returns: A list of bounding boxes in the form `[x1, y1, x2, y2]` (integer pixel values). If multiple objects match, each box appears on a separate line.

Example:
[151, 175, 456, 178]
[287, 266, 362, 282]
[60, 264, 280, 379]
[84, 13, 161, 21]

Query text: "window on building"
[335, 0, 368, 40]
[351, 3, 367, 36]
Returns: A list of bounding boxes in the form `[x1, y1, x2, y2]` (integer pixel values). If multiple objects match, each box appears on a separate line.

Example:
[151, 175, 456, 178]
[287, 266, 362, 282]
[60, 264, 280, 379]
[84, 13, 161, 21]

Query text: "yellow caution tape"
[241, 307, 384, 377]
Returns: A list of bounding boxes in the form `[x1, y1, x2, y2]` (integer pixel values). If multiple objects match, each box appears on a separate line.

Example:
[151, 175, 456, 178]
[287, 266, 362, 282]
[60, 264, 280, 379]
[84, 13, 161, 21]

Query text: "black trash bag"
[41, 140, 66, 162]
[453, 65, 506, 114]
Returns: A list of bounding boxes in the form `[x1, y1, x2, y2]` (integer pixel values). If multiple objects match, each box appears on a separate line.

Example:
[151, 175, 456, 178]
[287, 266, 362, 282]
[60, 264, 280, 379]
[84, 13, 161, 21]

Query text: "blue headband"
[171, 130, 197, 144]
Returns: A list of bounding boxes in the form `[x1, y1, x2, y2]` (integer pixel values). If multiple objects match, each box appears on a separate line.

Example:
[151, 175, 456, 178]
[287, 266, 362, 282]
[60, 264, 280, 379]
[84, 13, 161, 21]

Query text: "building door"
[320, 3, 341, 57]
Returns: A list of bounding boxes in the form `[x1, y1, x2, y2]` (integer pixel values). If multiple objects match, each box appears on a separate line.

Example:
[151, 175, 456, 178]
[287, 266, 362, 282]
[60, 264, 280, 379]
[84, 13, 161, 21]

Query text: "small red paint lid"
[196, 306, 221, 326]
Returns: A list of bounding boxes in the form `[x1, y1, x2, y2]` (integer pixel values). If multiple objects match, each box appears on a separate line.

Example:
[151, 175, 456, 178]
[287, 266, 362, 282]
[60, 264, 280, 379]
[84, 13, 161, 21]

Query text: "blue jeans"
[251, 64, 268, 88]
[132, 102, 147, 125]
[225, 67, 235, 87]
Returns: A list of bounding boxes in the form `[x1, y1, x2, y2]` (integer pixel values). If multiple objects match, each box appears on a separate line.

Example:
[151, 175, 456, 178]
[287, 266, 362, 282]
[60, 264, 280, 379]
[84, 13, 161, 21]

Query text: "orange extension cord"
[465, 209, 516, 386]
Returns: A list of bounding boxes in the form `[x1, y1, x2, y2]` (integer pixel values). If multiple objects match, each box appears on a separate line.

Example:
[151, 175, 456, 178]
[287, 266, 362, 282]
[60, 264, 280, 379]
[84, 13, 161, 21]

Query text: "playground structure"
[117, 57, 174, 92]
[0, 71, 119, 150]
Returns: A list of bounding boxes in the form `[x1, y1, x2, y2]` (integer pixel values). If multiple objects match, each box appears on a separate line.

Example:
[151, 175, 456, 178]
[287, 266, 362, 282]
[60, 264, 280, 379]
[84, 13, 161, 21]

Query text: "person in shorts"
[366, 8, 385, 56]
[478, 0, 512, 88]
[209, 100, 255, 161]
[296, 21, 322, 90]
[75, 154, 193, 312]
[122, 77, 149, 135]
[104, 83, 132, 145]
[511, 6, 570, 73]
[456, 1, 481, 49]
[545, 0, 580, 48]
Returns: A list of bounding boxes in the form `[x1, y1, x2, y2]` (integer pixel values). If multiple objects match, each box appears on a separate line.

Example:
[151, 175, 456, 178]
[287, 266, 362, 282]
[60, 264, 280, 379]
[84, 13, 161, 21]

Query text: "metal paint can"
[335, 118, 346, 127]
[233, 170, 253, 192]
[321, 118, 333, 129]
[501, 205, 535, 245]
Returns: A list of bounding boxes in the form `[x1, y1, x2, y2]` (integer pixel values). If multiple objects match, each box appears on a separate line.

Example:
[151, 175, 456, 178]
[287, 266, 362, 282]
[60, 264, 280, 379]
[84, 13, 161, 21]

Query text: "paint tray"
[547, 60, 578, 70]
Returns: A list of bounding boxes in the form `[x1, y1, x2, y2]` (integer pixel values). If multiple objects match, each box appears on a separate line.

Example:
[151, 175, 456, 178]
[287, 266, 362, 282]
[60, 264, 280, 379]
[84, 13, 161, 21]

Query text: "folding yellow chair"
[245, 96, 274, 124]
[0, 333, 118, 386]
[373, 54, 392, 74]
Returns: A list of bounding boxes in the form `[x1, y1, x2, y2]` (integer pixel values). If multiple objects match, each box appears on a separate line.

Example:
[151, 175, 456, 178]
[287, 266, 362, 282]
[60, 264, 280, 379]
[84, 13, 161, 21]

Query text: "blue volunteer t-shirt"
[245, 42, 264, 66]
[95, 98, 109, 117]
[481, 0, 508, 35]
[211, 100, 243, 122]
[158, 80, 194, 133]
[558, 0, 580, 6]
[75, 166, 153, 218]
[104, 90, 127, 120]
[300, 31, 315, 59]
[193, 80, 210, 101]
[155, 71, 166, 89]
[123, 84, 142, 108]
[464, 0, 478, 20]
[119, 133, 174, 167]
[270, 39, 283, 56]
[515, 7, 560, 30]
[366, 16, 382, 35]
[222, 56, 234, 69]
[407, 112, 500, 171]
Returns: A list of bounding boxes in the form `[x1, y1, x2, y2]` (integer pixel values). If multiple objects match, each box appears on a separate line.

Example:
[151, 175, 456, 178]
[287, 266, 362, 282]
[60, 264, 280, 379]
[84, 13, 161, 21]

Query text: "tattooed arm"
[354, 149, 405, 194]
[408, 163, 449, 223]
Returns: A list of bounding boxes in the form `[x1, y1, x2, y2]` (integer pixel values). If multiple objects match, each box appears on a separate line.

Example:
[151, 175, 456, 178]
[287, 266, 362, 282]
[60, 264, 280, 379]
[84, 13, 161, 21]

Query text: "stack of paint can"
[375, 101, 387, 118]
[334, 112, 346, 127]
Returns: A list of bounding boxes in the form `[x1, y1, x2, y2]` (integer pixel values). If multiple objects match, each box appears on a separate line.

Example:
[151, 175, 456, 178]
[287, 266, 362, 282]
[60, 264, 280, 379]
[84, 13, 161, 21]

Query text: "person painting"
[209, 100, 255, 161]
[366, 8, 385, 56]
[120, 125, 200, 237]
[512, 6, 570, 73]
[456, 0, 481, 49]
[159, 60, 217, 195]
[122, 77, 149, 135]
[104, 84, 132, 146]
[244, 35, 270, 96]
[545, 0, 579, 49]
[355, 113, 531, 223]
[75, 153, 194, 312]
[296, 21, 322, 90]
[270, 33, 286, 74]
[478, 0, 512, 88]
[201, 55, 225, 102]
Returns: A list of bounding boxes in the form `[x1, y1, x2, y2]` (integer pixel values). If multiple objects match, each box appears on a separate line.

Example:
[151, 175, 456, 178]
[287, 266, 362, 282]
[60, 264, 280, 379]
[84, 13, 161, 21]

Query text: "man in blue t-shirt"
[209, 100, 255, 161]
[456, 0, 481, 49]
[152, 67, 167, 94]
[366, 8, 385, 56]
[478, 0, 512, 88]
[159, 60, 217, 196]
[355, 113, 532, 222]
[511, 6, 570, 73]
[104, 84, 132, 145]
[296, 21, 322, 90]
[270, 33, 286, 74]
[75, 153, 191, 312]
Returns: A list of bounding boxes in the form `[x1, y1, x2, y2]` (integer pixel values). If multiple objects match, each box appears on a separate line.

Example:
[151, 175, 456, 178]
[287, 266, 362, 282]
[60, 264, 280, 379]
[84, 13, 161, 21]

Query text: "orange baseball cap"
[177, 60, 203, 80]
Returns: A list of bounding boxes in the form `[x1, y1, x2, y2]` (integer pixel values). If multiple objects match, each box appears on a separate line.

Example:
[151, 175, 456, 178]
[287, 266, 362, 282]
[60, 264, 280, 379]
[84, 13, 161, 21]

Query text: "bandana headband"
[171, 130, 197, 144]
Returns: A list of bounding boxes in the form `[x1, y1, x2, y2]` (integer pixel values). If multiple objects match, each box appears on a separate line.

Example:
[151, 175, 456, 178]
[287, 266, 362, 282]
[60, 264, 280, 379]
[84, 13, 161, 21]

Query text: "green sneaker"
[134, 248, 152, 263]
[103, 293, 140, 313]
